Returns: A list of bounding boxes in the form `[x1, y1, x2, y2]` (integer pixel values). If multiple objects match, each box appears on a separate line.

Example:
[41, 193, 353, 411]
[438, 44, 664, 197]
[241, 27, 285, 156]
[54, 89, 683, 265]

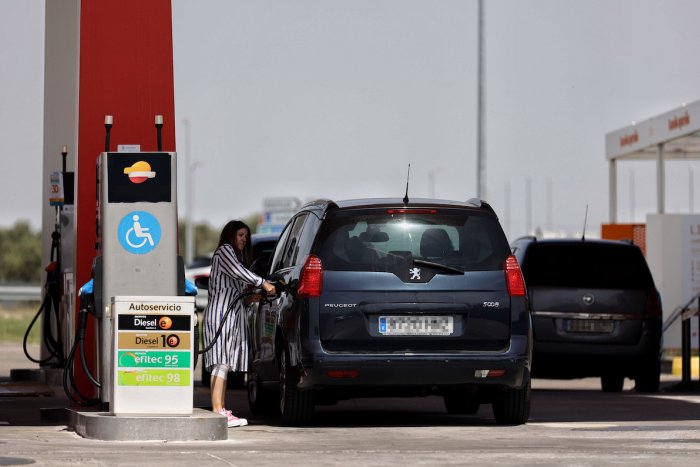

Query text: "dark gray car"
[510, 237, 662, 392]
[247, 198, 532, 425]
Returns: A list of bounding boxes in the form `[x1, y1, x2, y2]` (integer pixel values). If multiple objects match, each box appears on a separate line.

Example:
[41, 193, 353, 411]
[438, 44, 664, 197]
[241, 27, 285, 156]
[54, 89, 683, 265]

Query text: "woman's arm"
[216, 244, 264, 287]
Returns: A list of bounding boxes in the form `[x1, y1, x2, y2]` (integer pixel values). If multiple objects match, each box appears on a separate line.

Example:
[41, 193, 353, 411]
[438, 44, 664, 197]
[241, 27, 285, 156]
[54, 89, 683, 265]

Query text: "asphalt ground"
[2, 343, 700, 466]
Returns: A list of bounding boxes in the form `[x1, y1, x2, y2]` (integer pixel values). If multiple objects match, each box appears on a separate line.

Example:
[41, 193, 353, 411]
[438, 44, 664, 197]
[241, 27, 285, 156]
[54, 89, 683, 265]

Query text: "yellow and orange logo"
[123, 161, 156, 184]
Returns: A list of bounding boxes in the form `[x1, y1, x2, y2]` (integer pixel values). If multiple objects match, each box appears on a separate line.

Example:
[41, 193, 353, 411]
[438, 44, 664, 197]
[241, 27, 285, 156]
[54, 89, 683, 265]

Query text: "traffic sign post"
[258, 196, 301, 234]
[112, 296, 195, 415]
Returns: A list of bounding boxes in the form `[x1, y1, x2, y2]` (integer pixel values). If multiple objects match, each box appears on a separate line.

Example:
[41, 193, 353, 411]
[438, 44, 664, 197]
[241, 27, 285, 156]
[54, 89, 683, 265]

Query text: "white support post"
[657, 143, 665, 214]
[609, 158, 617, 223]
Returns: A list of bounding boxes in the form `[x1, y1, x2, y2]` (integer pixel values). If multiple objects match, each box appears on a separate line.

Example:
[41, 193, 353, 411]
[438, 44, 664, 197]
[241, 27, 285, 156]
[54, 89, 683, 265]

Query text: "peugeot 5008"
[247, 198, 532, 425]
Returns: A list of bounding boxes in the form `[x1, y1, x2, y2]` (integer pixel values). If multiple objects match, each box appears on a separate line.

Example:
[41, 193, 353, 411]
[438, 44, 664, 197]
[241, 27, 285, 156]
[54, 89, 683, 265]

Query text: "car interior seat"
[420, 228, 454, 259]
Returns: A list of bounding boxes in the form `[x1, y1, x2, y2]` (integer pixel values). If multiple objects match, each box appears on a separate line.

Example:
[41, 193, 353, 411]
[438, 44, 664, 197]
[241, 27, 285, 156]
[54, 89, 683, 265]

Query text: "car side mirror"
[194, 275, 209, 290]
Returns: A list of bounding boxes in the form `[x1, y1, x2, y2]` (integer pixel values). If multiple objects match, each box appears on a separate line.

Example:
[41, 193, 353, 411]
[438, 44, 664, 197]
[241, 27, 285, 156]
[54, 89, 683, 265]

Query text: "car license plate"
[565, 319, 614, 333]
[378, 315, 454, 336]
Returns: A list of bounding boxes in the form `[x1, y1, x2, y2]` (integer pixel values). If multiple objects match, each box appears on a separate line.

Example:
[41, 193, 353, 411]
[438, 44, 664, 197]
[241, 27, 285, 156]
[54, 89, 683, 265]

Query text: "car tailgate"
[530, 287, 645, 344]
[318, 270, 512, 352]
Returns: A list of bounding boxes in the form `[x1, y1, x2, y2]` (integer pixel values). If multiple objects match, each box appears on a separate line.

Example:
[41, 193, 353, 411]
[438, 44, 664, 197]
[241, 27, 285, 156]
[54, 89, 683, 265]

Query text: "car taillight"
[644, 290, 662, 318]
[386, 209, 437, 214]
[297, 255, 323, 297]
[504, 255, 526, 297]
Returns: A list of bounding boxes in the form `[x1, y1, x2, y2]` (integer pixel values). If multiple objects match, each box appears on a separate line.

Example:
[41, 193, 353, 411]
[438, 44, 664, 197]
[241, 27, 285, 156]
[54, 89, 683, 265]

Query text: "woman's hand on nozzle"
[262, 281, 276, 296]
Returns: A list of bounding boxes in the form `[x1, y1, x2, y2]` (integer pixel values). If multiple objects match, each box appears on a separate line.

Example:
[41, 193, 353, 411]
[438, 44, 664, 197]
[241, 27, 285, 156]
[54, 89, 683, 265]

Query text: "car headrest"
[420, 228, 453, 257]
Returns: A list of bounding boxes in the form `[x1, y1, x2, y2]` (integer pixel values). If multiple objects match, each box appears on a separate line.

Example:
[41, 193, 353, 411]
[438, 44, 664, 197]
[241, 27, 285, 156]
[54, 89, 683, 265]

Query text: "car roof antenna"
[402, 163, 411, 205]
[581, 204, 588, 241]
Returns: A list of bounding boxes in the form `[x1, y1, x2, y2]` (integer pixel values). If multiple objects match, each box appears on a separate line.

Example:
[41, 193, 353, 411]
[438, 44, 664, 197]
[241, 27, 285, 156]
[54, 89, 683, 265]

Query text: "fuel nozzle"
[267, 273, 289, 294]
[270, 277, 288, 294]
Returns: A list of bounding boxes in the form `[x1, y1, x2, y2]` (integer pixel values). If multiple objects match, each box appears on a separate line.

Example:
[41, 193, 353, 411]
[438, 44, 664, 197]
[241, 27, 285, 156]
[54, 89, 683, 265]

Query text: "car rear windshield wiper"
[412, 259, 464, 275]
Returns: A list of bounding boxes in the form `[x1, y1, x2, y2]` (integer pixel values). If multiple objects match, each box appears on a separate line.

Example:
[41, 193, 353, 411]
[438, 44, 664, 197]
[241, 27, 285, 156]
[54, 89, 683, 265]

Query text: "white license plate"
[566, 319, 615, 333]
[378, 315, 454, 336]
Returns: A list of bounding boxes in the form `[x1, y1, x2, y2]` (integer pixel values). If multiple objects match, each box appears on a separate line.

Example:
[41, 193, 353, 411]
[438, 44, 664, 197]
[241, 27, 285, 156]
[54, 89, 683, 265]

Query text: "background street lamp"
[183, 118, 200, 266]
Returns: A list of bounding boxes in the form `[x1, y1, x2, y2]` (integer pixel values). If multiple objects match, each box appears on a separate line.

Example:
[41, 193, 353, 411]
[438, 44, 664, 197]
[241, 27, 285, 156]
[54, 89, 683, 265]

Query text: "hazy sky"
[3, 0, 700, 241]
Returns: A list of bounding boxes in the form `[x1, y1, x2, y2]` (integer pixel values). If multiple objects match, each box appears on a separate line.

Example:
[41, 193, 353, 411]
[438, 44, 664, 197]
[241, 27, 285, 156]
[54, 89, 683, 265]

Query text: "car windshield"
[313, 208, 509, 272]
[521, 243, 653, 289]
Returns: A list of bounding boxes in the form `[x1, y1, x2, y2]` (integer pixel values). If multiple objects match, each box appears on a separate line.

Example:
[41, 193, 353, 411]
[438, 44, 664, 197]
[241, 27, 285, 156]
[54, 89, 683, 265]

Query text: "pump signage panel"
[107, 152, 171, 203]
[112, 296, 194, 415]
[49, 171, 65, 206]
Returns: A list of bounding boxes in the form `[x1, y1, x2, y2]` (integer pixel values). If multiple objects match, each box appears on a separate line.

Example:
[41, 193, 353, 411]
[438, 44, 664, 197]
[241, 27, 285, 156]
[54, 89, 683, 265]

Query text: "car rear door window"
[521, 243, 653, 289]
[273, 214, 308, 270]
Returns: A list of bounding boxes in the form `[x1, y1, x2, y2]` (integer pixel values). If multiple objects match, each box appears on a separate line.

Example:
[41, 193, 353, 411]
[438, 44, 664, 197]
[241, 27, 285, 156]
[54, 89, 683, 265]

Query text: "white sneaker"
[218, 408, 248, 428]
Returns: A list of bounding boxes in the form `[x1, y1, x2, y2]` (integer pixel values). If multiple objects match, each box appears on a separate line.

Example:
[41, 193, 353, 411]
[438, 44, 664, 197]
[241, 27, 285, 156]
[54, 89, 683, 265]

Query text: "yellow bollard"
[672, 356, 700, 377]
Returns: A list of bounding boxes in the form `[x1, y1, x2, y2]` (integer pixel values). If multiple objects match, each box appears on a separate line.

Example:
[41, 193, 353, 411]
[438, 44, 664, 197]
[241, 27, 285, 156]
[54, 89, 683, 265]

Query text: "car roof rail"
[300, 198, 337, 210]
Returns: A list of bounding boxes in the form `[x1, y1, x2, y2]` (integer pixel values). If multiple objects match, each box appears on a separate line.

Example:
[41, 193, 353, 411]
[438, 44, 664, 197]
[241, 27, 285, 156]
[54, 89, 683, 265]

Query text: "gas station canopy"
[606, 99, 700, 222]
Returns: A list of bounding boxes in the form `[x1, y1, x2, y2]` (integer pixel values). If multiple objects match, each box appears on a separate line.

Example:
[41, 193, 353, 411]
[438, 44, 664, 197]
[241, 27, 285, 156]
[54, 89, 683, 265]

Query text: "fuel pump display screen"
[107, 152, 171, 203]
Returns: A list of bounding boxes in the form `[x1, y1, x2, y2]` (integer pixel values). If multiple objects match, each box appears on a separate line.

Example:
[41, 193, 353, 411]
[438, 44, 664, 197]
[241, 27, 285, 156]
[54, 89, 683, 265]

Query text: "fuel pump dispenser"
[23, 146, 74, 371]
[94, 115, 195, 411]
[65, 116, 228, 441]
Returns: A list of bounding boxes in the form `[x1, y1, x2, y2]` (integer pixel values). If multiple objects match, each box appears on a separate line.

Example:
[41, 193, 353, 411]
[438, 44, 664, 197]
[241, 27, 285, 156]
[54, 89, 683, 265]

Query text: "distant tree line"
[0, 221, 42, 283]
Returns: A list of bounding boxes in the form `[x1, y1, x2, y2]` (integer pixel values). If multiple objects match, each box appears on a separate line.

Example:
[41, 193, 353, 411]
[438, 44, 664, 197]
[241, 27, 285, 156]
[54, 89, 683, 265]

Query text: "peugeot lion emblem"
[582, 293, 595, 306]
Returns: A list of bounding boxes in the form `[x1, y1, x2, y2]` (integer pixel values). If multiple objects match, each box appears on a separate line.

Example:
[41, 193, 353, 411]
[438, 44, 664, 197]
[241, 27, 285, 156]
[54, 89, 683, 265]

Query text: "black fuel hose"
[23, 230, 65, 366]
[62, 302, 100, 406]
[195, 279, 286, 369]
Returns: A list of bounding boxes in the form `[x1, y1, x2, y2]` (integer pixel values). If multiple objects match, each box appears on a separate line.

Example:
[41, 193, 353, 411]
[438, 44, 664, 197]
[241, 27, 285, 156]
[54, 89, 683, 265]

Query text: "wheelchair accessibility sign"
[118, 211, 161, 255]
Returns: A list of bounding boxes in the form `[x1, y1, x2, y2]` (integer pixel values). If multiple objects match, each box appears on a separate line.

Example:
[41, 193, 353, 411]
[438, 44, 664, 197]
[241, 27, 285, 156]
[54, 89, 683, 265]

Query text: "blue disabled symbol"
[118, 211, 161, 255]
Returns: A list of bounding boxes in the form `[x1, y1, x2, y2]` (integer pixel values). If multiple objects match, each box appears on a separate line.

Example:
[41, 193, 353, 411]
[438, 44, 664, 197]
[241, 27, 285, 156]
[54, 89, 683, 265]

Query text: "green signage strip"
[117, 350, 190, 369]
[117, 369, 190, 387]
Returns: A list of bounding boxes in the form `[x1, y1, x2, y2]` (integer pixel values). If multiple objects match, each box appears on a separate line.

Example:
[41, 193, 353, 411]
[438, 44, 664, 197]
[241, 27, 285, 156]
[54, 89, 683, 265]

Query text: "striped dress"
[203, 243, 264, 372]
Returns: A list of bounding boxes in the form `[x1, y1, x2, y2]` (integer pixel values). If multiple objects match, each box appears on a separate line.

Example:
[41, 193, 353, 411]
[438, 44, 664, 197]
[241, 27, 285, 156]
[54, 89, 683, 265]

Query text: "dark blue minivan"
[247, 198, 532, 425]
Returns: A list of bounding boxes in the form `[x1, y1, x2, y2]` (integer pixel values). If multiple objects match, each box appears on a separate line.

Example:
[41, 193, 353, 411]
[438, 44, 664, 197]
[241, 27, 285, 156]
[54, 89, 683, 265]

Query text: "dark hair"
[218, 220, 253, 266]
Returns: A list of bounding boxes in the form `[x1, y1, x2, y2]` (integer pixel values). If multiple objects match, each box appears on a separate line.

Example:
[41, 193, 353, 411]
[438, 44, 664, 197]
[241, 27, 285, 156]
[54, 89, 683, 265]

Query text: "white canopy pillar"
[609, 158, 617, 223]
[656, 143, 665, 214]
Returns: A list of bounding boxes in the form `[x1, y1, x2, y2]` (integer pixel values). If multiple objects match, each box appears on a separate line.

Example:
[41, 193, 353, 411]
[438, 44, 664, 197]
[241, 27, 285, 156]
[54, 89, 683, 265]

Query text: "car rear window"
[313, 208, 510, 272]
[521, 242, 653, 289]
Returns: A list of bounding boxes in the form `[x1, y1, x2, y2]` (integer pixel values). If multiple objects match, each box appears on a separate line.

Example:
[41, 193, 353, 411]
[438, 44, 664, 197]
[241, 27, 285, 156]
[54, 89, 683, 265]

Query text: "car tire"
[601, 374, 624, 392]
[247, 370, 278, 415]
[635, 358, 661, 393]
[492, 375, 531, 425]
[443, 391, 480, 415]
[279, 348, 314, 426]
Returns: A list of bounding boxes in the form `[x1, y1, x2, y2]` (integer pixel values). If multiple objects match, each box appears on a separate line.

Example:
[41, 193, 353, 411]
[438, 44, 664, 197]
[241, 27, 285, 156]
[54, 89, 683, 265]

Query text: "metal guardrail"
[663, 291, 700, 332]
[0, 284, 42, 302]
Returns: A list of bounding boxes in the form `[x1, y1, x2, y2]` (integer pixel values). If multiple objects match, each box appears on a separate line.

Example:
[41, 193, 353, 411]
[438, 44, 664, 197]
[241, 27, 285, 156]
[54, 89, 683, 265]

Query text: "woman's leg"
[210, 364, 229, 412]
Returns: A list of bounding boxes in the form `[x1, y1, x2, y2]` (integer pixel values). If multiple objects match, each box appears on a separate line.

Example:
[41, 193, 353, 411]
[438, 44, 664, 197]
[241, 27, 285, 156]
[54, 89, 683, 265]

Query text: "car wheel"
[278, 348, 314, 426]
[443, 391, 480, 415]
[492, 376, 531, 425]
[635, 358, 660, 393]
[247, 370, 277, 414]
[601, 374, 624, 392]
